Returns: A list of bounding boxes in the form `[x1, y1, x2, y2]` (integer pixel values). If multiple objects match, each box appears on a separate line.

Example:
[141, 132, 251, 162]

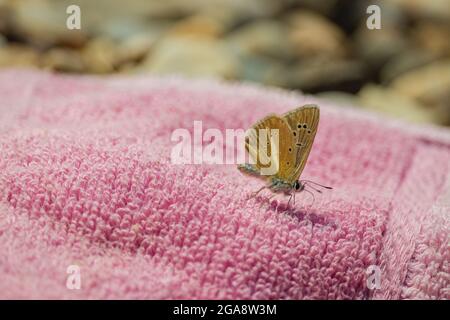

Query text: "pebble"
[0, 34, 6, 47]
[81, 38, 119, 73]
[412, 21, 450, 57]
[282, 58, 366, 92]
[358, 84, 441, 124]
[390, 60, 450, 123]
[138, 36, 238, 79]
[380, 50, 438, 83]
[0, 45, 40, 68]
[10, 0, 87, 48]
[238, 54, 286, 86]
[353, 25, 409, 69]
[391, 0, 450, 21]
[316, 91, 361, 107]
[286, 10, 348, 59]
[167, 14, 226, 39]
[116, 33, 158, 66]
[41, 48, 85, 73]
[227, 20, 294, 60]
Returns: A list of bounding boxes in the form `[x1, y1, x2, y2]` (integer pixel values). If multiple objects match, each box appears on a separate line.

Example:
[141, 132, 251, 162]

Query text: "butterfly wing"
[281, 105, 320, 182]
[244, 114, 296, 181]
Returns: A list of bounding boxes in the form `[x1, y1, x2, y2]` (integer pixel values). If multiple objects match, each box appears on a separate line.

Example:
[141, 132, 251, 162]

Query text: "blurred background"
[0, 0, 449, 126]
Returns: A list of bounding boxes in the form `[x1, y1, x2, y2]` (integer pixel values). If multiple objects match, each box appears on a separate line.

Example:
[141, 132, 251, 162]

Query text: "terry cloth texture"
[0, 70, 449, 299]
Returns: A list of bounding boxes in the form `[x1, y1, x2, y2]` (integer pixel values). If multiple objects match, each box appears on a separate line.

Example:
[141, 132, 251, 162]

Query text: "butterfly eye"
[307, 130, 311, 134]
[297, 124, 301, 128]
[303, 124, 308, 129]
[288, 148, 292, 152]
[293, 132, 297, 136]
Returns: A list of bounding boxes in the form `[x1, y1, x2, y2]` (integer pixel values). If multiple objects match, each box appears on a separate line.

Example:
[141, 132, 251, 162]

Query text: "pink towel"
[0, 70, 448, 299]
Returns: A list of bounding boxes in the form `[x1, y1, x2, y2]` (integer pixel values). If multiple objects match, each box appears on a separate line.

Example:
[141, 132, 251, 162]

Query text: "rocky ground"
[0, 0, 449, 126]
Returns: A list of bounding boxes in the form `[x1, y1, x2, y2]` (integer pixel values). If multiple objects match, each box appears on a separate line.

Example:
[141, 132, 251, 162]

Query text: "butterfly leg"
[248, 185, 266, 199]
[266, 194, 276, 203]
[258, 193, 276, 211]
[274, 196, 282, 214]
[292, 191, 299, 214]
[302, 187, 316, 207]
[286, 193, 293, 212]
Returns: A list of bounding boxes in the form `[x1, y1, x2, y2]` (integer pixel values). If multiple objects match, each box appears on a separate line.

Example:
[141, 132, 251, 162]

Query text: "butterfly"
[238, 104, 331, 206]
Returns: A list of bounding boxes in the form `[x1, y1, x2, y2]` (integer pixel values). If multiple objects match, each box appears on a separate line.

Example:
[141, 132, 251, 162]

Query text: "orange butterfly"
[238, 104, 331, 206]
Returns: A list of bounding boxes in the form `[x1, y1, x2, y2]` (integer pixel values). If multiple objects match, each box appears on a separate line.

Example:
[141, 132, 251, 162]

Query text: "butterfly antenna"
[301, 180, 333, 190]
[305, 184, 323, 194]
